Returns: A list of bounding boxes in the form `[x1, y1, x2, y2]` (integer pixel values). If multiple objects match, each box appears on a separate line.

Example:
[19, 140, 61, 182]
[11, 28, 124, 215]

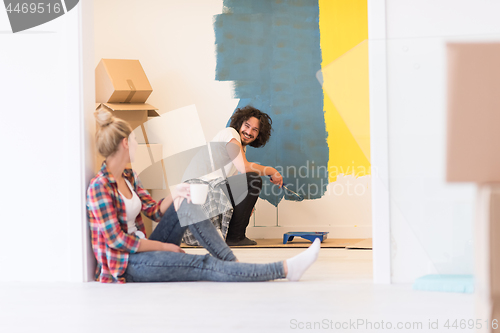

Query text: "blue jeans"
[121, 202, 285, 282]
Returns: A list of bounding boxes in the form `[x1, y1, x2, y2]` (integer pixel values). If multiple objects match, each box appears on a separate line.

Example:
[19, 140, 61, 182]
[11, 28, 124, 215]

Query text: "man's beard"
[240, 132, 253, 146]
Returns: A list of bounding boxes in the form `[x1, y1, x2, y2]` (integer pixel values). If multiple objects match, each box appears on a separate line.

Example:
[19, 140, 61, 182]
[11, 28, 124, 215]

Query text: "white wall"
[94, 0, 372, 239]
[247, 176, 372, 239]
[94, 0, 238, 142]
[383, 0, 500, 283]
[0, 3, 93, 282]
[368, 0, 391, 284]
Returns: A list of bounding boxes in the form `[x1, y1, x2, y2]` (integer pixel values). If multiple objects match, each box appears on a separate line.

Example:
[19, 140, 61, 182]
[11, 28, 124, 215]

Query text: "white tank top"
[118, 179, 145, 239]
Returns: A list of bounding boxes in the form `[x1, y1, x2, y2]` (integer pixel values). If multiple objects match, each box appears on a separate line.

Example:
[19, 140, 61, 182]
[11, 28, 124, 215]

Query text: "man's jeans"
[121, 202, 285, 282]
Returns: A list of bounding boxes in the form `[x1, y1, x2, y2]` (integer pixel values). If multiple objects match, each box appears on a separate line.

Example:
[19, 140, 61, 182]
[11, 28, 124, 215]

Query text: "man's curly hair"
[229, 105, 273, 148]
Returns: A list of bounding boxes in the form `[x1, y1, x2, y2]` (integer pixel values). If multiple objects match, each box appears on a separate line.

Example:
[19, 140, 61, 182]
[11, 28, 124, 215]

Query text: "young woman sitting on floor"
[86, 107, 320, 283]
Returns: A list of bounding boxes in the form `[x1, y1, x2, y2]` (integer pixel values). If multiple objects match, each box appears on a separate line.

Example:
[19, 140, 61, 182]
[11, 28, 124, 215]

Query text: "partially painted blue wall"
[214, 0, 328, 206]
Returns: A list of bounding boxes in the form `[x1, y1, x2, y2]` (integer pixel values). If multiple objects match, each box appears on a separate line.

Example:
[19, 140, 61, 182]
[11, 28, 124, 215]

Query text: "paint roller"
[268, 176, 304, 201]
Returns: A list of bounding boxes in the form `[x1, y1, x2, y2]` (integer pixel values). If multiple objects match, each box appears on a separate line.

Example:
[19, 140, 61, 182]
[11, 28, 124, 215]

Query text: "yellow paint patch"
[318, 0, 370, 182]
[322, 41, 370, 162]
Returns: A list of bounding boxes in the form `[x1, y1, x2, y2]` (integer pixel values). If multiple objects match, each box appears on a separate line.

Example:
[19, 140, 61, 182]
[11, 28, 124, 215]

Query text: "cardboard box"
[137, 160, 166, 190]
[446, 43, 500, 182]
[95, 144, 167, 190]
[491, 188, 500, 316]
[94, 58, 165, 187]
[96, 59, 153, 103]
[95, 59, 162, 145]
[132, 144, 163, 174]
[96, 102, 160, 131]
[133, 144, 167, 190]
[150, 189, 171, 201]
[141, 212, 154, 237]
[146, 189, 171, 234]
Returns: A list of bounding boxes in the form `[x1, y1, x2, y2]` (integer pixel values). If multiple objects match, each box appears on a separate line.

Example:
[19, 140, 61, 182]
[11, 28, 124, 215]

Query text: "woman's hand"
[171, 183, 191, 211]
[171, 183, 191, 202]
[159, 183, 190, 214]
[138, 238, 185, 253]
[162, 243, 185, 253]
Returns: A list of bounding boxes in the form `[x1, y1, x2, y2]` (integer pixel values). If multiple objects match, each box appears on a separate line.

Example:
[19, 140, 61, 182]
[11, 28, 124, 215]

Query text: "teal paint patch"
[412, 275, 474, 293]
[215, 0, 328, 206]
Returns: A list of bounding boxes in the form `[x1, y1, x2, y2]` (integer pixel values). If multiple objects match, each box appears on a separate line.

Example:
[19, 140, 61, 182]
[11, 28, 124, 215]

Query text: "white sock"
[285, 238, 321, 281]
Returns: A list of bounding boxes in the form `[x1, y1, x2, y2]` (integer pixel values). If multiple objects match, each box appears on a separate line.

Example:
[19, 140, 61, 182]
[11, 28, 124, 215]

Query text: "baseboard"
[246, 225, 372, 239]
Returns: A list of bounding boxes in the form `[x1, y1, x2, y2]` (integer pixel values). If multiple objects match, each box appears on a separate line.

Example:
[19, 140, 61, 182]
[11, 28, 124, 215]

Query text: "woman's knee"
[177, 200, 208, 226]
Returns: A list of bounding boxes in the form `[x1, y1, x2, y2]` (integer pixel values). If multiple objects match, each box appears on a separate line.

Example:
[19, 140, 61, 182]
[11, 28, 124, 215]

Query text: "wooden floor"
[182, 238, 373, 249]
[0, 247, 475, 333]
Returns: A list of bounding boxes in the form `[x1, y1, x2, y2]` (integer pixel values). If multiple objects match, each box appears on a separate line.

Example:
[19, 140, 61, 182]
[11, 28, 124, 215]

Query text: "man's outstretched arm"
[227, 138, 283, 187]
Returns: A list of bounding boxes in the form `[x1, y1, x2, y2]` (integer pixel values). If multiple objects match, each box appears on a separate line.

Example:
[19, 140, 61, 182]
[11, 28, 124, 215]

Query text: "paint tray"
[283, 232, 329, 244]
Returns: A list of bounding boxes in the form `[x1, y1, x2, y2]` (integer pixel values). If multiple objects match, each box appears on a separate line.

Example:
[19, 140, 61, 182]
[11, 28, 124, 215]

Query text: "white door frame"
[368, 0, 391, 284]
[77, 0, 393, 283]
[78, 0, 97, 282]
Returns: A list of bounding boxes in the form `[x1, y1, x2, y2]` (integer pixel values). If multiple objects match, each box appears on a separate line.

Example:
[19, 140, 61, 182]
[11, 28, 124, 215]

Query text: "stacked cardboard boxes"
[95, 59, 167, 234]
[446, 43, 500, 329]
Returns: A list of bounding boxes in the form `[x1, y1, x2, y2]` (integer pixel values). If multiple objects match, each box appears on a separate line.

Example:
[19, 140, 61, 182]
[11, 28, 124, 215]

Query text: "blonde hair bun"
[94, 106, 132, 158]
[94, 107, 114, 128]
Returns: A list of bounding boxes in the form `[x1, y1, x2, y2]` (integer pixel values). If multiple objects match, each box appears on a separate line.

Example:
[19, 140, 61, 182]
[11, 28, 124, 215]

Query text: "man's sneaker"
[226, 237, 258, 246]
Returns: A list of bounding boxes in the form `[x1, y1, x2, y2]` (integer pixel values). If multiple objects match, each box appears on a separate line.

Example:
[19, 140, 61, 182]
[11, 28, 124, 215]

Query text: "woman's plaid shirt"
[86, 162, 164, 283]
